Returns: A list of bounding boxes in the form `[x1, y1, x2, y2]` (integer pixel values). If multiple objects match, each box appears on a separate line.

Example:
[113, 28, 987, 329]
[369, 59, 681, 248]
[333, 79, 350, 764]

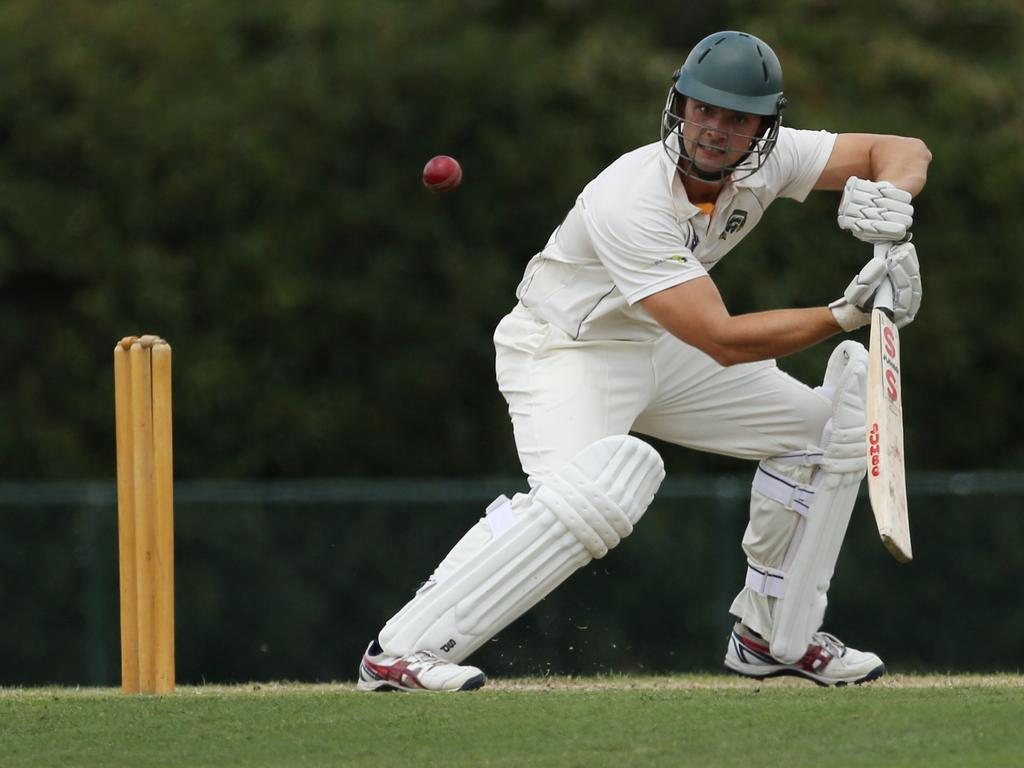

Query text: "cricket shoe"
[724, 623, 885, 687]
[357, 640, 487, 692]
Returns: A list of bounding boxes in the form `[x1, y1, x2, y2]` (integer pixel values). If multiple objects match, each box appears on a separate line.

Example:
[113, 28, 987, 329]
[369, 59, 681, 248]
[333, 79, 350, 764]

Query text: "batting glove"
[837, 177, 914, 244]
[829, 242, 922, 331]
[830, 257, 888, 331]
[885, 241, 922, 329]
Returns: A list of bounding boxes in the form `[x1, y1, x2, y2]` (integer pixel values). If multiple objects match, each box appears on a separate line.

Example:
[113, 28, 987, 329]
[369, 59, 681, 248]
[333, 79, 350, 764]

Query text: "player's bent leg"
[360, 435, 665, 690]
[726, 341, 882, 682]
[726, 452, 817, 639]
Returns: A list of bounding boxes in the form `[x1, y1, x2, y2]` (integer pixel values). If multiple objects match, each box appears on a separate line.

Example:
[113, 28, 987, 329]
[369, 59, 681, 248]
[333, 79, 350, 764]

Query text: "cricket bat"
[865, 243, 912, 562]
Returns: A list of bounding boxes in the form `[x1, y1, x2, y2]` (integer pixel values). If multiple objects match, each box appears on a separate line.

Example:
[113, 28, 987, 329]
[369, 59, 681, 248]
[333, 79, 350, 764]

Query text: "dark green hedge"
[1, 1, 1022, 682]
[0, 1, 1021, 481]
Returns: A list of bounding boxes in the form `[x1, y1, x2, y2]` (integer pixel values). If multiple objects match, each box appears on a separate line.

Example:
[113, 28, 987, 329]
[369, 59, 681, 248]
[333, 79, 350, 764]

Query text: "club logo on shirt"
[720, 210, 748, 240]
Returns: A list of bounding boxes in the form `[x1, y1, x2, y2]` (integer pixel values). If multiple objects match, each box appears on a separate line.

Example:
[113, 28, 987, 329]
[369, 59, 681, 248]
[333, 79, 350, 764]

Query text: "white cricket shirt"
[515, 127, 837, 341]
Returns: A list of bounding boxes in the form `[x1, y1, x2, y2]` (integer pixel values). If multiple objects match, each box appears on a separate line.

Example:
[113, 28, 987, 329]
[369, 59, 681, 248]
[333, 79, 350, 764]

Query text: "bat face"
[866, 305, 912, 563]
[870, 324, 900, 479]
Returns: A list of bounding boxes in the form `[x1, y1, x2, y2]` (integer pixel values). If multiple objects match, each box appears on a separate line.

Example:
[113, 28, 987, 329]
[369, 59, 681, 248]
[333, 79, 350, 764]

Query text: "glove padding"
[830, 242, 922, 331]
[837, 177, 914, 244]
[885, 241, 922, 328]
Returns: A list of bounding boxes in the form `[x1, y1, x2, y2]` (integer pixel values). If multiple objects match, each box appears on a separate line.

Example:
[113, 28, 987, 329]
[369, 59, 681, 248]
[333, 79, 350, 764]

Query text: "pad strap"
[751, 466, 815, 515]
[485, 495, 515, 538]
[770, 450, 824, 466]
[745, 562, 787, 599]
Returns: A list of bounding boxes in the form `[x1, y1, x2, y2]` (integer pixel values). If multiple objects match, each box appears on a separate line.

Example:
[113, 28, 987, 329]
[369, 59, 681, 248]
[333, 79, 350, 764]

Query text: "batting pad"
[769, 341, 868, 663]
[378, 435, 665, 663]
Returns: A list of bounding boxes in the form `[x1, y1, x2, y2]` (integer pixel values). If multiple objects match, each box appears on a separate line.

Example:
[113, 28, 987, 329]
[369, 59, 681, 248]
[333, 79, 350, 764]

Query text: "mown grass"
[2, 675, 1022, 767]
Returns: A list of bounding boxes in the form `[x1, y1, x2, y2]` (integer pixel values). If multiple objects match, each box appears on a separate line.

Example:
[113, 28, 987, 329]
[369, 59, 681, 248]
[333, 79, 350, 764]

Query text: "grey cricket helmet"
[662, 31, 788, 181]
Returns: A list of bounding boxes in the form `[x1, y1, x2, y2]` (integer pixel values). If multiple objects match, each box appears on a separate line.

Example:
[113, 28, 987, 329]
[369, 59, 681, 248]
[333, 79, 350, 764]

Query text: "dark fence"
[2, 473, 1022, 686]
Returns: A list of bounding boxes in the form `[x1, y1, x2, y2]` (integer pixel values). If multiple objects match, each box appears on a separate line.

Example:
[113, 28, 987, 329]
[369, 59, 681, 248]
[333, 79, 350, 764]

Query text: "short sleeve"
[771, 128, 838, 202]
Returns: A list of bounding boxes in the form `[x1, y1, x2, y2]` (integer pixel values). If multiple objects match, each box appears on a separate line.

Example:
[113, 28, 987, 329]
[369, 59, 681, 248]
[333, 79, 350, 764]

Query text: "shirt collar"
[660, 134, 767, 215]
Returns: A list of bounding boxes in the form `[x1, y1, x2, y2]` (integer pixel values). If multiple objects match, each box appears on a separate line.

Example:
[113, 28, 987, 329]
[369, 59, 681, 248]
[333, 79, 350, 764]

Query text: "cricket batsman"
[357, 30, 930, 691]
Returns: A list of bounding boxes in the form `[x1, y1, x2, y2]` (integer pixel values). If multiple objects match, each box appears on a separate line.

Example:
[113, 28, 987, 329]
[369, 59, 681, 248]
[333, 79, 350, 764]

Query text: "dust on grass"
[2, 674, 1021, 699]
[484, 673, 1024, 691]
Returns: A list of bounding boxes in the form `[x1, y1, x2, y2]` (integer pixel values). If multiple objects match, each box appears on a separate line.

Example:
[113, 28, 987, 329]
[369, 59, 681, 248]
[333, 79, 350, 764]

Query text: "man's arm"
[640, 276, 842, 367]
[640, 242, 923, 366]
[814, 133, 932, 196]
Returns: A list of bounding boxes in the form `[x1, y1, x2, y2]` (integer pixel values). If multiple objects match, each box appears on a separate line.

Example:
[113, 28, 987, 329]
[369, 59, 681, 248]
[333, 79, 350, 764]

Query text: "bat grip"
[874, 276, 895, 314]
[872, 242, 895, 315]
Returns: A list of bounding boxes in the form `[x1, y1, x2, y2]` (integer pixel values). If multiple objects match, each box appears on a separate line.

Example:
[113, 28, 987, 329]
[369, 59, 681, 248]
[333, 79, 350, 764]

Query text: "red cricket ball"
[422, 155, 463, 193]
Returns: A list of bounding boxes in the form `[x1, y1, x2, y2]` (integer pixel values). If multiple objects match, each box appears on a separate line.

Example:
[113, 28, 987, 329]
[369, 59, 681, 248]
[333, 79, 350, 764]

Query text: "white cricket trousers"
[494, 303, 833, 628]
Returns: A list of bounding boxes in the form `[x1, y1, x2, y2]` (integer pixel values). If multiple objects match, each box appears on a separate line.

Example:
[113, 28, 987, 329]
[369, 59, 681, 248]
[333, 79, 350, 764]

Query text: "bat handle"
[872, 242, 895, 315]
[874, 276, 895, 314]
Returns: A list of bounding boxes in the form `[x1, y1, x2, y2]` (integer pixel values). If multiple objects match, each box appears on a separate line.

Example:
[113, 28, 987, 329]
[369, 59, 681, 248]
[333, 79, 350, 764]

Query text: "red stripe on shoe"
[738, 633, 835, 674]
[362, 656, 426, 690]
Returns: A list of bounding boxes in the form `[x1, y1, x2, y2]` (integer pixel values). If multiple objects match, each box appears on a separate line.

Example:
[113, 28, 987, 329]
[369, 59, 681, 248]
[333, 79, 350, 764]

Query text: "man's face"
[681, 99, 764, 175]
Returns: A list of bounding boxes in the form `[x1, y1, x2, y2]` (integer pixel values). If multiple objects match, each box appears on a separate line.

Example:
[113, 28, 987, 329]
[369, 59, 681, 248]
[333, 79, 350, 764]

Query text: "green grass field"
[3, 675, 1022, 767]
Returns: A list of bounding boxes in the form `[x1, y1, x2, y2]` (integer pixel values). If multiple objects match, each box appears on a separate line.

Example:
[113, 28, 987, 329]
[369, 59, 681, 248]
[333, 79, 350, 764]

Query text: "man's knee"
[378, 435, 665, 663]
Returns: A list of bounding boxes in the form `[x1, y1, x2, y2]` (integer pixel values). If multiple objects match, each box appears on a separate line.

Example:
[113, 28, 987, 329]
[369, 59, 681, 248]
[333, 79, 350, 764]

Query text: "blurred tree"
[0, 0, 1019, 480]
[0, 0, 696, 478]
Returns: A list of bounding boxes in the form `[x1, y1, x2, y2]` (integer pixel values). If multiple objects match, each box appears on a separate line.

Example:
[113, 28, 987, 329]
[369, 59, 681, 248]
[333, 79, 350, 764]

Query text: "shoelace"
[406, 650, 445, 670]
[810, 631, 847, 658]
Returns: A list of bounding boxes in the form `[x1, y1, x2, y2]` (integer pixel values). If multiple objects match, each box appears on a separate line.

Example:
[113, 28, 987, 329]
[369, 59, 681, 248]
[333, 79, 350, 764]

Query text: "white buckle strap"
[485, 494, 515, 538]
[751, 467, 815, 514]
[771, 450, 825, 466]
[745, 563, 786, 598]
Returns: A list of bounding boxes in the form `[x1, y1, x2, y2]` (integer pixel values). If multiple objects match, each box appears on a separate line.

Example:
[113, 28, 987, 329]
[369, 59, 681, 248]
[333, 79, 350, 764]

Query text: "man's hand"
[837, 177, 914, 244]
[830, 242, 922, 331]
